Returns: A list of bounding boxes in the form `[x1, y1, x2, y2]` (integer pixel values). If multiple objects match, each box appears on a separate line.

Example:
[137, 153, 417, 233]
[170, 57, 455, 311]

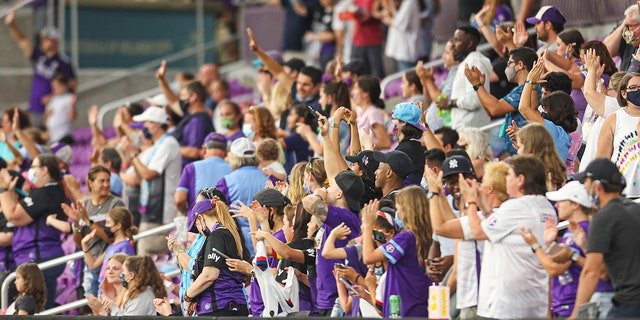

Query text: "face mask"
[564, 48, 571, 60]
[142, 127, 153, 140]
[295, 93, 314, 103]
[391, 123, 399, 136]
[504, 66, 517, 82]
[27, 168, 38, 184]
[394, 211, 405, 229]
[104, 226, 116, 238]
[303, 185, 313, 195]
[199, 217, 211, 237]
[242, 123, 254, 139]
[179, 99, 190, 113]
[374, 264, 385, 276]
[627, 90, 640, 106]
[623, 28, 637, 45]
[119, 273, 129, 288]
[453, 49, 469, 62]
[588, 184, 601, 210]
[220, 118, 234, 129]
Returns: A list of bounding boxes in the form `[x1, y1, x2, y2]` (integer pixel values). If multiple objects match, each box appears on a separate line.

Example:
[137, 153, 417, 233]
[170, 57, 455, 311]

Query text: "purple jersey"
[29, 49, 75, 114]
[551, 221, 614, 316]
[380, 231, 431, 317]
[316, 205, 361, 310]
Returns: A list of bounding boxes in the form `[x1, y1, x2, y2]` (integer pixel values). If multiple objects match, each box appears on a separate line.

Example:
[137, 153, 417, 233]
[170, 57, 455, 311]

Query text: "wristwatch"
[464, 201, 477, 209]
[427, 191, 439, 199]
[472, 83, 482, 91]
[531, 243, 541, 253]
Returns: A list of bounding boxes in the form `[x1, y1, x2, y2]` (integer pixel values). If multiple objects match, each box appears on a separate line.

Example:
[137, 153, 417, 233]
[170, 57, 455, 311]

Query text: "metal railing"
[1, 222, 177, 310]
[0, 0, 35, 18]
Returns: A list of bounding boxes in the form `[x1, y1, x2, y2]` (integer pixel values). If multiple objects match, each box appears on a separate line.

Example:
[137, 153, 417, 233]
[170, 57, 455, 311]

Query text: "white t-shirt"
[46, 93, 74, 143]
[450, 52, 492, 130]
[332, 0, 354, 63]
[384, 0, 420, 62]
[579, 96, 621, 172]
[138, 134, 181, 224]
[477, 195, 556, 319]
[457, 214, 485, 309]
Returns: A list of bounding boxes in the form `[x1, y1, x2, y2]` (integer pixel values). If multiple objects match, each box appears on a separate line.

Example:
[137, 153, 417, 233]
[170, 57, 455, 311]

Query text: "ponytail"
[210, 202, 243, 258]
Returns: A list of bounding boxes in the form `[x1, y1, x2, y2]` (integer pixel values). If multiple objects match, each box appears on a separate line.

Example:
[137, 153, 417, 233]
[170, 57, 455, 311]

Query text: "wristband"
[472, 83, 482, 91]
[184, 293, 192, 302]
[530, 243, 541, 253]
[525, 80, 537, 85]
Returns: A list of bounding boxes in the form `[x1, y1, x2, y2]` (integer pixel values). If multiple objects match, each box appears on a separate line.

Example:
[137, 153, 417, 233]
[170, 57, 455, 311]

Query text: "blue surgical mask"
[394, 211, 405, 229]
[27, 168, 38, 184]
[142, 127, 153, 140]
[304, 185, 313, 195]
[374, 264, 385, 276]
[295, 93, 314, 103]
[626, 89, 640, 106]
[242, 123, 254, 140]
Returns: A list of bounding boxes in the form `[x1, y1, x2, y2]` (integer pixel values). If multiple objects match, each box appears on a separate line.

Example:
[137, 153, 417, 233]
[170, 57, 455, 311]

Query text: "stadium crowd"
[1, 0, 640, 318]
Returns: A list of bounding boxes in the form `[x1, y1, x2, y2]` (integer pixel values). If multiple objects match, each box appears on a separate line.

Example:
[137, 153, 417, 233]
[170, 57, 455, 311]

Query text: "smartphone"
[307, 106, 318, 118]
[545, 242, 563, 255]
[212, 247, 231, 260]
[334, 263, 346, 269]
[339, 278, 359, 295]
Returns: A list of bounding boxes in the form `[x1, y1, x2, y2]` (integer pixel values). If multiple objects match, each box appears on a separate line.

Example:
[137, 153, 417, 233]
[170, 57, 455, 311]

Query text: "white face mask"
[505, 66, 517, 82]
[242, 123, 254, 140]
[28, 168, 38, 184]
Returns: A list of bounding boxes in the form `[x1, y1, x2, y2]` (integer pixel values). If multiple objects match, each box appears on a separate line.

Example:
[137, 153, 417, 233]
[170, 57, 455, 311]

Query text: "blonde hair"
[482, 162, 509, 202]
[461, 127, 493, 162]
[288, 161, 308, 204]
[227, 152, 259, 171]
[202, 201, 243, 257]
[517, 123, 566, 188]
[268, 81, 292, 119]
[395, 186, 432, 266]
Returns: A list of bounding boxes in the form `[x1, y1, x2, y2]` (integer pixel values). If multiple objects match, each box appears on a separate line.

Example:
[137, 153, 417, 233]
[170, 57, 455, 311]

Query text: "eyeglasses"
[507, 60, 516, 66]
[626, 85, 640, 92]
[307, 157, 319, 171]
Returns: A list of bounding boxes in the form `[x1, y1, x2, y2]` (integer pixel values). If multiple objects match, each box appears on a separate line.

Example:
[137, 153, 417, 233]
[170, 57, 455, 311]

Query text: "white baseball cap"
[545, 181, 592, 208]
[229, 137, 256, 158]
[132, 106, 168, 124]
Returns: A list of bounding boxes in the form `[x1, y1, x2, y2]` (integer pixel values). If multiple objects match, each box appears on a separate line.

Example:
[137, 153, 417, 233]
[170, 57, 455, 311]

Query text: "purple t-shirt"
[344, 244, 367, 278]
[29, 48, 75, 114]
[316, 205, 361, 310]
[226, 130, 245, 145]
[380, 231, 431, 317]
[177, 113, 213, 168]
[98, 240, 135, 284]
[551, 221, 614, 316]
[176, 156, 232, 212]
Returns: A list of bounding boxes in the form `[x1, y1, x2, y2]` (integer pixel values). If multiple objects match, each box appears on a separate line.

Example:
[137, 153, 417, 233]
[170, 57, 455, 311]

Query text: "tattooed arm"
[302, 192, 329, 222]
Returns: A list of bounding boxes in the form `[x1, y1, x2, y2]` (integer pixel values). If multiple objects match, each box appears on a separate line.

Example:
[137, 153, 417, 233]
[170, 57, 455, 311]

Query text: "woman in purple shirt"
[184, 198, 248, 316]
[361, 186, 433, 317]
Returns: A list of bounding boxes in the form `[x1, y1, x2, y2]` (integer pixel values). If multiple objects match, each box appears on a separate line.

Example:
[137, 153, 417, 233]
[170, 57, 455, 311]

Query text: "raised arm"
[582, 49, 608, 116]
[320, 112, 347, 181]
[155, 60, 181, 116]
[426, 169, 463, 238]
[247, 28, 294, 88]
[464, 64, 514, 117]
[4, 11, 33, 58]
[518, 59, 544, 124]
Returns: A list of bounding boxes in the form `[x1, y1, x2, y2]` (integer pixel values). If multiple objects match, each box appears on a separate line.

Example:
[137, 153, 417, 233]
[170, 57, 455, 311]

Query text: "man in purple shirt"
[5, 11, 76, 128]
[173, 81, 215, 168]
[175, 132, 232, 214]
[302, 170, 365, 316]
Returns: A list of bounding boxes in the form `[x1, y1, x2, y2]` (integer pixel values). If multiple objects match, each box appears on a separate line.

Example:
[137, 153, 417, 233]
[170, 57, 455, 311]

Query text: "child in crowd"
[44, 73, 76, 145]
[10, 263, 46, 315]
[257, 138, 287, 182]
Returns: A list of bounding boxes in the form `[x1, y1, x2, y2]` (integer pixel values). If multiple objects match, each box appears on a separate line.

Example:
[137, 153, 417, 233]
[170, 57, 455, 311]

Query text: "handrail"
[0, 0, 35, 18]
[37, 268, 181, 316]
[77, 36, 238, 94]
[1, 222, 177, 310]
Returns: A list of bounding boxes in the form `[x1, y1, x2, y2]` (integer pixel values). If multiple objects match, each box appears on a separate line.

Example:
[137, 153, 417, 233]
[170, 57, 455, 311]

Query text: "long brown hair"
[16, 263, 46, 313]
[202, 201, 243, 257]
[247, 106, 277, 140]
[109, 207, 138, 240]
[517, 123, 566, 188]
[123, 256, 167, 302]
[395, 186, 432, 266]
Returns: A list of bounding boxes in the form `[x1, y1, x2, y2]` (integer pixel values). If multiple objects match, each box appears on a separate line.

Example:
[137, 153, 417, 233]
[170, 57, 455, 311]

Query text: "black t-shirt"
[588, 198, 640, 305]
[14, 294, 36, 315]
[203, 228, 242, 269]
[20, 183, 65, 221]
[275, 238, 316, 285]
[396, 139, 425, 186]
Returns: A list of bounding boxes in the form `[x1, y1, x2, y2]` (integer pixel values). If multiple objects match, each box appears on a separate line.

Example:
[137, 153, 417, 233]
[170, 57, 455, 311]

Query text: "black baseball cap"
[343, 60, 368, 76]
[345, 150, 380, 175]
[284, 58, 306, 73]
[373, 150, 413, 179]
[335, 170, 365, 213]
[442, 155, 474, 178]
[253, 188, 291, 208]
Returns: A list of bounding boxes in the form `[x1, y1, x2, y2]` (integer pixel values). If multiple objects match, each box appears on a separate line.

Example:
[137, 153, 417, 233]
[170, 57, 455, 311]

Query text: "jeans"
[82, 266, 100, 297]
[351, 44, 384, 79]
[590, 291, 614, 319]
[607, 301, 640, 318]
[36, 258, 66, 310]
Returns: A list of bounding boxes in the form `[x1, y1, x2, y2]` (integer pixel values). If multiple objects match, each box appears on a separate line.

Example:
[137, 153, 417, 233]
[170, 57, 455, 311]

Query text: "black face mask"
[453, 49, 469, 62]
[179, 99, 190, 113]
[104, 225, 115, 238]
[142, 127, 153, 140]
[119, 273, 129, 288]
